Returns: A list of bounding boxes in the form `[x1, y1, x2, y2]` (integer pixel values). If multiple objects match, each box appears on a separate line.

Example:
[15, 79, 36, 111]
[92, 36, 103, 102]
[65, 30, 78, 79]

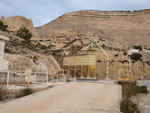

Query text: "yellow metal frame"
[63, 54, 96, 78]
[118, 63, 133, 82]
[64, 65, 96, 78]
[87, 65, 96, 78]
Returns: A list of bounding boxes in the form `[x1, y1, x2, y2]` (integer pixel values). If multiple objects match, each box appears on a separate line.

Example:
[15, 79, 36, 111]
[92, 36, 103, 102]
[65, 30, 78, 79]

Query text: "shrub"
[0, 21, 8, 31]
[101, 44, 105, 48]
[15, 88, 33, 98]
[16, 27, 32, 40]
[136, 86, 149, 94]
[35, 42, 42, 48]
[131, 53, 142, 61]
[33, 55, 38, 60]
[120, 99, 140, 113]
[119, 82, 140, 113]
[4, 47, 12, 54]
[0, 85, 7, 101]
[41, 45, 47, 49]
[134, 46, 142, 51]
[119, 81, 149, 113]
[123, 51, 127, 55]
[22, 88, 32, 96]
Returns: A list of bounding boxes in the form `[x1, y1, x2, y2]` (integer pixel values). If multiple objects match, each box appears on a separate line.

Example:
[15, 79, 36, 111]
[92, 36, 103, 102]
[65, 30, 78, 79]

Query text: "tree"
[0, 21, 8, 31]
[134, 46, 142, 51]
[131, 53, 142, 61]
[16, 27, 32, 40]
[41, 45, 47, 49]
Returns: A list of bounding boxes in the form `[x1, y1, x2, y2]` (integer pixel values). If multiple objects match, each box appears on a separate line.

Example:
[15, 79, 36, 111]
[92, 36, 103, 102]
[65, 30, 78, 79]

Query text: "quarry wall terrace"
[65, 9, 150, 18]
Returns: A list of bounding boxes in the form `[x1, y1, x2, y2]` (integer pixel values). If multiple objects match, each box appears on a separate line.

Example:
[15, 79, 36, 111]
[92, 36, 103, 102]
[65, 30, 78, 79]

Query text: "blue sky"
[0, 0, 149, 27]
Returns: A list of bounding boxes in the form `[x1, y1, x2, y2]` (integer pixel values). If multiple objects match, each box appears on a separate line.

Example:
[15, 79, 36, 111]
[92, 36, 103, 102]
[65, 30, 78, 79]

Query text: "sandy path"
[0, 82, 121, 113]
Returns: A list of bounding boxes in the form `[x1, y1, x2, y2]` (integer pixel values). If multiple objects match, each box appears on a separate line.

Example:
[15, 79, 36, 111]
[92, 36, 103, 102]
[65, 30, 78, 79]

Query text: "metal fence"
[0, 69, 75, 88]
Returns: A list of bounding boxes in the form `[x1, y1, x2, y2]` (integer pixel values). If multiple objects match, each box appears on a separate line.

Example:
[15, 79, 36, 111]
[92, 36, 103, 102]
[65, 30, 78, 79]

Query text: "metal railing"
[0, 69, 73, 88]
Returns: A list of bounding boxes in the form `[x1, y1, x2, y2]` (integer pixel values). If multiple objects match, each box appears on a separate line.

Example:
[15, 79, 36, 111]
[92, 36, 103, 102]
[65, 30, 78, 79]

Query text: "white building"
[0, 35, 9, 71]
[128, 49, 139, 56]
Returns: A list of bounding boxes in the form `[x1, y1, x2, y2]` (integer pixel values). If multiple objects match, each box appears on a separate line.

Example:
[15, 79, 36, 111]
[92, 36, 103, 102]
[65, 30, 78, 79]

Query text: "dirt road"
[0, 82, 121, 113]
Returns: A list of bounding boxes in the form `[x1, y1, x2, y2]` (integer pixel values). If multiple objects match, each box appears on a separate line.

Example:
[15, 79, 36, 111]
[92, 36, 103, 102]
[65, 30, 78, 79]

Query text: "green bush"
[16, 27, 32, 40]
[120, 99, 140, 113]
[22, 88, 32, 96]
[41, 45, 47, 49]
[0, 21, 8, 31]
[35, 42, 42, 48]
[136, 86, 149, 94]
[134, 46, 142, 51]
[131, 53, 142, 61]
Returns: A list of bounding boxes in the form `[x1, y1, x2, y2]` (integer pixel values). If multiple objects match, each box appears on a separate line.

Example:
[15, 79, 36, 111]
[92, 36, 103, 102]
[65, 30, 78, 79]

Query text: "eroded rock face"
[4, 53, 60, 71]
[3, 16, 33, 32]
[2, 16, 39, 37]
[0, 30, 60, 72]
[35, 9, 150, 49]
[3, 9, 150, 50]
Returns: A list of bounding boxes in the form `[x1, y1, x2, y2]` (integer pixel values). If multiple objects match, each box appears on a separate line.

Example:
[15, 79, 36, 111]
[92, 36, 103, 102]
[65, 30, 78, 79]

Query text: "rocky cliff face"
[3, 9, 150, 50]
[35, 9, 150, 50]
[2, 16, 39, 37]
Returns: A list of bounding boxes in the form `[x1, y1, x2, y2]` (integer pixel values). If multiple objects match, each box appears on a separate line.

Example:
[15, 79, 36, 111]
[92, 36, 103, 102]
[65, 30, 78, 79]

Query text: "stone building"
[0, 35, 9, 71]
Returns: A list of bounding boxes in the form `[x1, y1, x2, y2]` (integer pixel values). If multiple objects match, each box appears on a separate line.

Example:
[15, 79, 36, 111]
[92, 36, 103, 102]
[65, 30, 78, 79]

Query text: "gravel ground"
[139, 92, 150, 113]
[0, 82, 121, 113]
[139, 86, 150, 113]
[130, 80, 150, 113]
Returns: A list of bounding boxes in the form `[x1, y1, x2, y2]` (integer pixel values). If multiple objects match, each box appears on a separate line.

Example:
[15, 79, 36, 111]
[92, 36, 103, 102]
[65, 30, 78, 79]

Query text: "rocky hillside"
[0, 30, 60, 71]
[35, 9, 150, 50]
[1, 9, 150, 80]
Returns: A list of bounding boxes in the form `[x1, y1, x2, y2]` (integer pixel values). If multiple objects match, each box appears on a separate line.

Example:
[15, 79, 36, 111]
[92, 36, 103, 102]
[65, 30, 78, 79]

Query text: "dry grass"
[0, 84, 7, 102]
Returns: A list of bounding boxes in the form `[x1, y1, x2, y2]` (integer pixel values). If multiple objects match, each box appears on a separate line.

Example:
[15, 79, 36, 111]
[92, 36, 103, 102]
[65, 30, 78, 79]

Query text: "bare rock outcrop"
[2, 16, 39, 37]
